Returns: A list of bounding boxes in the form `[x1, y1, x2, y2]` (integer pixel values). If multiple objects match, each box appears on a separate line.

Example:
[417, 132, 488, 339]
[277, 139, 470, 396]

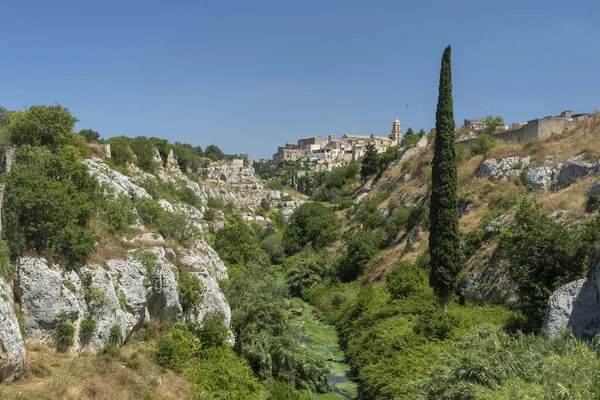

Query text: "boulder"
[541, 252, 600, 338]
[588, 179, 600, 198]
[83, 159, 150, 200]
[0, 279, 26, 382]
[475, 156, 530, 181]
[523, 163, 561, 191]
[557, 154, 600, 189]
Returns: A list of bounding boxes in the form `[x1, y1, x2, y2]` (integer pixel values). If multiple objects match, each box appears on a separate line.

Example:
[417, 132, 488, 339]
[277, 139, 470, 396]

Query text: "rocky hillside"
[0, 153, 304, 382]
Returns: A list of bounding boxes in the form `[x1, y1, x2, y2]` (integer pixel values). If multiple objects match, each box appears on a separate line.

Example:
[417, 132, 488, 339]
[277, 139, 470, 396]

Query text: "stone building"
[492, 110, 590, 142]
[271, 116, 404, 170]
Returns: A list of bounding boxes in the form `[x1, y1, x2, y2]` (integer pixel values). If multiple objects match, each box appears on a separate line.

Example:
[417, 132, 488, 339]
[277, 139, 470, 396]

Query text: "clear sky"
[0, 0, 598, 159]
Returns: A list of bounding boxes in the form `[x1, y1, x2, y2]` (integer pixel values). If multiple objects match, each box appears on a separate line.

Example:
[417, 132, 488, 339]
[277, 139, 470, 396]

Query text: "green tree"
[3, 145, 99, 265]
[214, 216, 267, 268]
[501, 201, 594, 330]
[205, 144, 225, 161]
[470, 133, 497, 158]
[107, 136, 133, 166]
[401, 127, 420, 146]
[482, 115, 504, 135]
[130, 136, 158, 171]
[338, 230, 384, 281]
[360, 142, 378, 180]
[429, 45, 462, 311]
[283, 202, 341, 255]
[417, 129, 426, 137]
[9, 104, 78, 148]
[77, 129, 100, 143]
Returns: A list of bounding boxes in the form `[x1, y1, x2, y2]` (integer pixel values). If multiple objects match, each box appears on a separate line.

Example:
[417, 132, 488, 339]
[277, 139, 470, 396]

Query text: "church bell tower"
[390, 116, 402, 143]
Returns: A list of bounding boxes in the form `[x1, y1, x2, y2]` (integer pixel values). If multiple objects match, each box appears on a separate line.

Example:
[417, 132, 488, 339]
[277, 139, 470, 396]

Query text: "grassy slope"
[358, 113, 600, 285]
[0, 343, 191, 400]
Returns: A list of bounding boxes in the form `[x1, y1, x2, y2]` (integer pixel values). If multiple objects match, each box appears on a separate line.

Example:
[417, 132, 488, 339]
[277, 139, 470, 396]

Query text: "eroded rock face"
[541, 252, 600, 338]
[557, 154, 600, 189]
[0, 279, 26, 382]
[523, 163, 561, 191]
[13, 242, 232, 352]
[84, 158, 150, 200]
[475, 156, 531, 181]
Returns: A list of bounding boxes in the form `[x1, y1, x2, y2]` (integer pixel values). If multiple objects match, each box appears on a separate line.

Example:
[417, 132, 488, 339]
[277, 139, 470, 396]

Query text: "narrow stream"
[289, 298, 361, 399]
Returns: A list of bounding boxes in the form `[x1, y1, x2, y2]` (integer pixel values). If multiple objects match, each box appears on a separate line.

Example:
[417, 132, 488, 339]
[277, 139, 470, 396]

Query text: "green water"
[289, 297, 360, 399]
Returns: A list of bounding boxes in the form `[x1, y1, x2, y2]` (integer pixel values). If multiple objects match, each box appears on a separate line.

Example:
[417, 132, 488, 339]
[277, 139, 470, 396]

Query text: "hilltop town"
[270, 109, 592, 171]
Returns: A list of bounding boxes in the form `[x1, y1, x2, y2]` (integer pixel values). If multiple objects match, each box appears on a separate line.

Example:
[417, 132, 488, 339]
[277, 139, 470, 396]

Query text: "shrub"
[9, 104, 78, 148]
[356, 199, 385, 229]
[207, 196, 225, 210]
[214, 216, 268, 268]
[81, 272, 108, 308]
[158, 211, 200, 245]
[261, 232, 286, 265]
[70, 134, 92, 158]
[260, 198, 271, 211]
[152, 323, 201, 372]
[413, 308, 459, 340]
[226, 269, 330, 392]
[108, 325, 123, 346]
[185, 347, 262, 400]
[56, 310, 75, 350]
[178, 268, 204, 319]
[285, 251, 335, 297]
[195, 311, 229, 348]
[107, 136, 133, 166]
[135, 197, 165, 227]
[130, 136, 158, 171]
[0, 239, 13, 280]
[501, 201, 595, 330]
[3, 145, 99, 265]
[283, 202, 341, 255]
[338, 230, 384, 282]
[386, 261, 428, 299]
[469, 133, 497, 158]
[176, 186, 203, 209]
[102, 194, 136, 235]
[79, 317, 98, 345]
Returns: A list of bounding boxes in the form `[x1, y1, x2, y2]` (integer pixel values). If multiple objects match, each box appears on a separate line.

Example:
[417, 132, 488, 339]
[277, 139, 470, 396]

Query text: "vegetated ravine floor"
[288, 297, 360, 399]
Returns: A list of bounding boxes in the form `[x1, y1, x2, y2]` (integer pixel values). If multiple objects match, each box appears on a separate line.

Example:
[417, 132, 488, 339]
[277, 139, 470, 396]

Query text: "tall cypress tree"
[429, 45, 462, 311]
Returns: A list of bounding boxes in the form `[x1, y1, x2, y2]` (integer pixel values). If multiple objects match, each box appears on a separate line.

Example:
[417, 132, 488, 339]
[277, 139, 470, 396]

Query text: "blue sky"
[0, 0, 598, 159]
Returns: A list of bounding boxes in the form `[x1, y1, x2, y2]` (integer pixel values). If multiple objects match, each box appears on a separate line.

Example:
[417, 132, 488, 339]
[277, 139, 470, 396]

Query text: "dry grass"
[0, 343, 191, 400]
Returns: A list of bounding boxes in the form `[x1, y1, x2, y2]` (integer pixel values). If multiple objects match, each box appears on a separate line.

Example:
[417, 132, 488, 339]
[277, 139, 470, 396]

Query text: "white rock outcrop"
[84, 158, 150, 200]
[557, 154, 600, 189]
[541, 252, 600, 338]
[0, 279, 26, 382]
[523, 162, 561, 191]
[475, 156, 530, 181]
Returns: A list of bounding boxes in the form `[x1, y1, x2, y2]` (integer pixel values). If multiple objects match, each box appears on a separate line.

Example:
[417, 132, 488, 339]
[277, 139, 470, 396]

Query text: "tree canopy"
[9, 104, 78, 148]
[283, 202, 341, 255]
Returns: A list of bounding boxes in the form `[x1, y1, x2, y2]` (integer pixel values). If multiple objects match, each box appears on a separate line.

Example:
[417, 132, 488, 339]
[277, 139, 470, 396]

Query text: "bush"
[108, 325, 123, 346]
[158, 211, 200, 245]
[214, 216, 268, 268]
[0, 239, 13, 280]
[177, 186, 203, 209]
[195, 311, 229, 348]
[425, 326, 600, 399]
[107, 136, 133, 166]
[135, 197, 165, 227]
[386, 261, 428, 299]
[260, 198, 271, 211]
[153, 323, 202, 372]
[501, 201, 595, 330]
[178, 269, 204, 319]
[469, 133, 497, 158]
[3, 145, 99, 265]
[285, 251, 336, 297]
[9, 104, 78, 148]
[356, 199, 385, 229]
[130, 136, 158, 171]
[338, 230, 384, 282]
[283, 202, 341, 255]
[79, 317, 98, 345]
[102, 194, 136, 235]
[56, 310, 75, 350]
[185, 347, 262, 400]
[261, 232, 286, 265]
[226, 269, 330, 392]
[413, 308, 459, 340]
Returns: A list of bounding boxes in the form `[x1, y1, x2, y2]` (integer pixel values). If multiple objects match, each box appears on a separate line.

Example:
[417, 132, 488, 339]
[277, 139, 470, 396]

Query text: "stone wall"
[492, 117, 573, 143]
